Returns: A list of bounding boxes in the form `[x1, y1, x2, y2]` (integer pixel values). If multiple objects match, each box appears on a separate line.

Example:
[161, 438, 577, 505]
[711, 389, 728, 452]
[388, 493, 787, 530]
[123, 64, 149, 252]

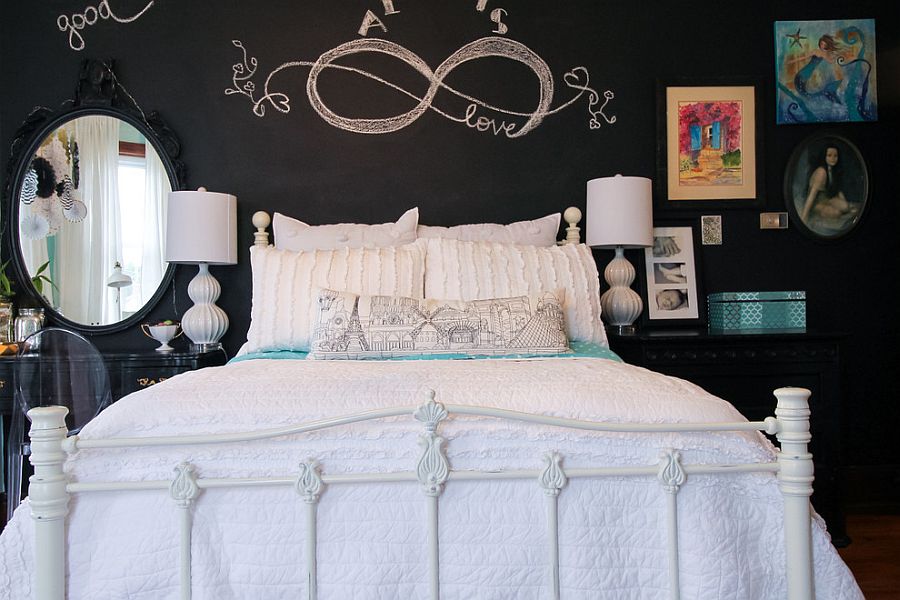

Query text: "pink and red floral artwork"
[677, 100, 743, 187]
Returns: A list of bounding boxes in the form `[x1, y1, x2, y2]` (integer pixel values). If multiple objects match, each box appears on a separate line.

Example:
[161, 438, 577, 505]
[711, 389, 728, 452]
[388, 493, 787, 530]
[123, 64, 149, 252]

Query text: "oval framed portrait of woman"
[784, 132, 870, 241]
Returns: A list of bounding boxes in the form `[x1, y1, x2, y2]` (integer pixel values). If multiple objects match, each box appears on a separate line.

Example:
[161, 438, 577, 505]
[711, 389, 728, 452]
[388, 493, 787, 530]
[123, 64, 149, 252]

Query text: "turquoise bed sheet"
[230, 341, 622, 364]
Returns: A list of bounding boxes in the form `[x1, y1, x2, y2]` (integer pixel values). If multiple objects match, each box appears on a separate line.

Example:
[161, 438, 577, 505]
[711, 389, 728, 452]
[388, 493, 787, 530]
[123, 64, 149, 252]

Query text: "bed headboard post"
[560, 206, 582, 245]
[252, 211, 272, 247]
[27, 405, 71, 600]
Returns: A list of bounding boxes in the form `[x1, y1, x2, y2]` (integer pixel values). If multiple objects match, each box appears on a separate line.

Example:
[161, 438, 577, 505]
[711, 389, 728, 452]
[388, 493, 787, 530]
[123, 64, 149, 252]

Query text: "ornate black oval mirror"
[4, 59, 185, 334]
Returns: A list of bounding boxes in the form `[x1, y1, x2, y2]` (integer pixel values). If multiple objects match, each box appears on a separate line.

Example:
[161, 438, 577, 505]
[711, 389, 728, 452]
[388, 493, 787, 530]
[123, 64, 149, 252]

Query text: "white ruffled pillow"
[424, 238, 607, 347]
[309, 288, 570, 359]
[245, 240, 427, 353]
[417, 213, 560, 246]
[273, 208, 419, 251]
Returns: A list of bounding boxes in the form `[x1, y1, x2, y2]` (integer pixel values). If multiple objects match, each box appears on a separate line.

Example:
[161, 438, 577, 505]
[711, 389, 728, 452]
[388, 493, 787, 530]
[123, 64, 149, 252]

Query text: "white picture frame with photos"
[643, 226, 700, 322]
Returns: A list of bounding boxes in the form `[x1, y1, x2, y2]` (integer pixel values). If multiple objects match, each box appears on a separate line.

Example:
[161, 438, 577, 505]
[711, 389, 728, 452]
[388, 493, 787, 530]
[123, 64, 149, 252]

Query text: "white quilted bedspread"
[0, 357, 862, 599]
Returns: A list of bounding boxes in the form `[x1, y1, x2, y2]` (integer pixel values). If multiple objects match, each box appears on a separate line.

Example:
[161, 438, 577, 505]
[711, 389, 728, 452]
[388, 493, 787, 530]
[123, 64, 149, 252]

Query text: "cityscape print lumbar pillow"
[309, 288, 570, 360]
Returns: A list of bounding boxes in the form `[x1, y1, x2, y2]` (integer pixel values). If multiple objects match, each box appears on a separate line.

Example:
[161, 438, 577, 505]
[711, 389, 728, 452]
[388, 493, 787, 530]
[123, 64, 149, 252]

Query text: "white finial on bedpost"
[27, 406, 70, 600]
[773, 387, 814, 600]
[561, 207, 582, 245]
[252, 211, 271, 247]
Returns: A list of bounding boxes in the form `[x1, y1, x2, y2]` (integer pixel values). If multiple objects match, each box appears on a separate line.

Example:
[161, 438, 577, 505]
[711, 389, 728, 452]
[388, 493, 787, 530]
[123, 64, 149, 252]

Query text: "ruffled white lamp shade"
[586, 175, 653, 334]
[166, 188, 237, 351]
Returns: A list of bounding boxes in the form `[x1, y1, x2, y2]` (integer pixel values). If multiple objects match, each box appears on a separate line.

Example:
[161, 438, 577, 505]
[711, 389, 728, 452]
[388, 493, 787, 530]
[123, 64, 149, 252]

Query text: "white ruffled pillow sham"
[424, 237, 608, 347]
[308, 288, 570, 360]
[273, 208, 419, 251]
[417, 213, 560, 246]
[244, 240, 427, 353]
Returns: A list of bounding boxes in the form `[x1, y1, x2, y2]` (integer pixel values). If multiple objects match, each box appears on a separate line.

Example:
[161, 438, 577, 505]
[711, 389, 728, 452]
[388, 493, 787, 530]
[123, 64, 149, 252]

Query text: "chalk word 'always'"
[58, 0, 155, 51]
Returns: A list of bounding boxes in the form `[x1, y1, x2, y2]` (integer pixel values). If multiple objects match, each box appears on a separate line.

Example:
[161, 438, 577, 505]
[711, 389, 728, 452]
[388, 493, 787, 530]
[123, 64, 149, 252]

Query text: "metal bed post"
[415, 397, 450, 600]
[28, 406, 71, 600]
[170, 463, 201, 600]
[538, 452, 567, 600]
[296, 459, 325, 600]
[774, 387, 814, 600]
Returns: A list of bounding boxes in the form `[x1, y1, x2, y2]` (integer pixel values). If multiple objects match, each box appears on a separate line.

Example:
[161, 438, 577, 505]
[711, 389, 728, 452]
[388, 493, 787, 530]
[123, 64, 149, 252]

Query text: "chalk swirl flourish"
[226, 37, 615, 138]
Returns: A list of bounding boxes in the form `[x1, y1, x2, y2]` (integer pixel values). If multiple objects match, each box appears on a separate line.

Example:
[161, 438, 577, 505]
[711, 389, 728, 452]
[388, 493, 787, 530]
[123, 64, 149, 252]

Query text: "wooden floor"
[838, 514, 900, 599]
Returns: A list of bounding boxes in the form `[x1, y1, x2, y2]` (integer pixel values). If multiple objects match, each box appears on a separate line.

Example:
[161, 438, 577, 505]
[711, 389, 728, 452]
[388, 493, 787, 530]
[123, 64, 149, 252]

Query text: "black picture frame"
[639, 222, 705, 328]
[783, 131, 870, 241]
[655, 78, 765, 213]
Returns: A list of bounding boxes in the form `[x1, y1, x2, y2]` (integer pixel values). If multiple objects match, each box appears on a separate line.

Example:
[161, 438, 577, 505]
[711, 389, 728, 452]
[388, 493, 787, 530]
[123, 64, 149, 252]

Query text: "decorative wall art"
[226, 3, 617, 139]
[642, 225, 702, 326]
[19, 126, 84, 241]
[700, 215, 723, 245]
[774, 18, 877, 124]
[56, 1, 156, 52]
[657, 81, 763, 210]
[783, 132, 869, 241]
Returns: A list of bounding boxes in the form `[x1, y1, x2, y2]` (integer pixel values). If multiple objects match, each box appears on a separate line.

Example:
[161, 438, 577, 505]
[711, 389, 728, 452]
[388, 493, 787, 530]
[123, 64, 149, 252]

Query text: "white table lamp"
[586, 175, 653, 334]
[166, 187, 237, 351]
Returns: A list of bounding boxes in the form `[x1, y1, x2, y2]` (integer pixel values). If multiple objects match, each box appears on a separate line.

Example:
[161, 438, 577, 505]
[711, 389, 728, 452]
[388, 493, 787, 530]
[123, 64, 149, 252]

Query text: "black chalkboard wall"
[1, 2, 898, 506]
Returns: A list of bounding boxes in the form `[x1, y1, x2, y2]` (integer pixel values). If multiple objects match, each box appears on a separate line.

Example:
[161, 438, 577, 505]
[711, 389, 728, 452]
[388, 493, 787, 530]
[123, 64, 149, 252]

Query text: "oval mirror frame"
[3, 59, 185, 335]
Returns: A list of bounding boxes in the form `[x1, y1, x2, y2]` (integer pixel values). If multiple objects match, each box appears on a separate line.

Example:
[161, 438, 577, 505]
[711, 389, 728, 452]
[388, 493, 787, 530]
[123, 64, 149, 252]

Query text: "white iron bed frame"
[24, 208, 816, 600]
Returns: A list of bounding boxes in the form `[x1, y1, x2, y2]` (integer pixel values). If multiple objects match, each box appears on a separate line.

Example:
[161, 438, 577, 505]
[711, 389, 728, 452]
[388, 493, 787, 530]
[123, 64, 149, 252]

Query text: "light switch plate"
[760, 212, 788, 229]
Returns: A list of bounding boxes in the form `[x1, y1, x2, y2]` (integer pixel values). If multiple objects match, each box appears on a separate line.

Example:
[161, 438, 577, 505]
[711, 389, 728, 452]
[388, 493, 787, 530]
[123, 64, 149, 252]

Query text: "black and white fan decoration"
[20, 133, 84, 239]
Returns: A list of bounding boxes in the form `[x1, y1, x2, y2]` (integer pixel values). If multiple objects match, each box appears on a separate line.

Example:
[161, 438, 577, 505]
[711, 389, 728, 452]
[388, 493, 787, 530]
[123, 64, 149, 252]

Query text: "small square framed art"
[656, 79, 764, 212]
[641, 224, 704, 327]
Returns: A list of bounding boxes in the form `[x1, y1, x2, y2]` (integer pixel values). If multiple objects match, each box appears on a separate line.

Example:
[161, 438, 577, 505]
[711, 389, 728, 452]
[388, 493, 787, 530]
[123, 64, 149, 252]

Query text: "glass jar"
[15, 307, 45, 343]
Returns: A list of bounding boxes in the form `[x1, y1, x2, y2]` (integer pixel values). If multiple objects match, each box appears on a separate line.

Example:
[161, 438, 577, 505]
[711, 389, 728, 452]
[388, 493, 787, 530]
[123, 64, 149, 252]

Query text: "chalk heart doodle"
[58, 0, 155, 51]
[226, 37, 616, 138]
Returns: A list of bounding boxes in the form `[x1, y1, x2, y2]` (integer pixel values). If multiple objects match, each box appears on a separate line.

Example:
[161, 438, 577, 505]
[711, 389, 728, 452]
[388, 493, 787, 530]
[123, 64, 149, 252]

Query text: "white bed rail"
[27, 387, 814, 600]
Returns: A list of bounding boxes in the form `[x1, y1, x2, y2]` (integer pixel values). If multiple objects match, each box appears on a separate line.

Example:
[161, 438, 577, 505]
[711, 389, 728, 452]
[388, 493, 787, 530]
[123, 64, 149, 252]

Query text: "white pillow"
[245, 240, 427, 352]
[273, 207, 419, 251]
[417, 213, 560, 246]
[309, 288, 570, 359]
[424, 238, 608, 346]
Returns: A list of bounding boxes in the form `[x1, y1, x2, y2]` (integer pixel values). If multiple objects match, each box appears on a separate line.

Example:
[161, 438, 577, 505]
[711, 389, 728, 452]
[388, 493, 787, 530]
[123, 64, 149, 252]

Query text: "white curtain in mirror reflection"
[19, 115, 170, 325]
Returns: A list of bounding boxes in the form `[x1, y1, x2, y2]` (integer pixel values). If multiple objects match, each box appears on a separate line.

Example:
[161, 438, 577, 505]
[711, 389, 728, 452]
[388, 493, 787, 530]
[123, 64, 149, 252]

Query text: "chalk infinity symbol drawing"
[226, 37, 615, 138]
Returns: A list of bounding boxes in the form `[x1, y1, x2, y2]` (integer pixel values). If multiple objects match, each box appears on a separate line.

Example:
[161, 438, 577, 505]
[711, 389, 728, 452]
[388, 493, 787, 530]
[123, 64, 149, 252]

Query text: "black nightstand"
[0, 348, 228, 415]
[608, 328, 848, 546]
[0, 347, 228, 527]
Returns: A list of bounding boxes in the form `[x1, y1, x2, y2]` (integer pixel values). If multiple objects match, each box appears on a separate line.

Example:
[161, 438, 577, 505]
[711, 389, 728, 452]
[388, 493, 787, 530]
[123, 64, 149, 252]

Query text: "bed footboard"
[26, 387, 814, 600]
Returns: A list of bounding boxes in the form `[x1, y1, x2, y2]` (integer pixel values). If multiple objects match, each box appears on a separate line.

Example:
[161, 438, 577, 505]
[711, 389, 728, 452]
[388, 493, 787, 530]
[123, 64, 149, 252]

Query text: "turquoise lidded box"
[708, 291, 806, 331]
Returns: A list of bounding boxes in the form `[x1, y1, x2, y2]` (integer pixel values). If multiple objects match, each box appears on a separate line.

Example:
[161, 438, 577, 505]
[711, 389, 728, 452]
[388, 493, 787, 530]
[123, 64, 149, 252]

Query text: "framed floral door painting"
[656, 80, 764, 211]
[774, 18, 877, 124]
[783, 132, 869, 241]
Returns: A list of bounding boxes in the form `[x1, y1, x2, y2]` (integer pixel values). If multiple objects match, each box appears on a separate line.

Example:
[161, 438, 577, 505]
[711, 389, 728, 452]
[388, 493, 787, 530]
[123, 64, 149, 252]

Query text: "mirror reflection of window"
[18, 116, 170, 326]
[118, 154, 146, 318]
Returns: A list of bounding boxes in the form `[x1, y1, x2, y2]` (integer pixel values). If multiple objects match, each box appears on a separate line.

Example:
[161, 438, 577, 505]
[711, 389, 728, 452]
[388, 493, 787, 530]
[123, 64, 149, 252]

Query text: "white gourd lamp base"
[182, 262, 229, 352]
[599, 246, 643, 335]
